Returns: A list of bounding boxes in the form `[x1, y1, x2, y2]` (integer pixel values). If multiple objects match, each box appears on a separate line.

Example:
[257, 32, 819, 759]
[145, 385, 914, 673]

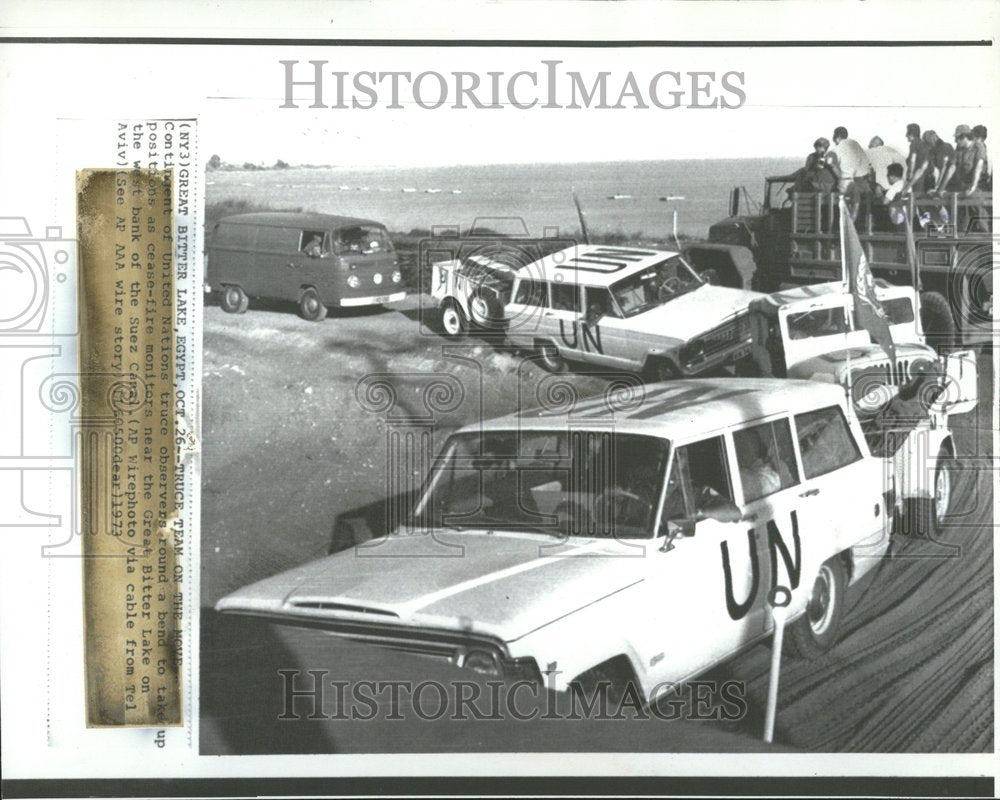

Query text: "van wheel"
[536, 341, 567, 373]
[787, 557, 848, 659]
[298, 288, 328, 322]
[221, 285, 249, 314]
[440, 301, 466, 337]
[899, 445, 954, 538]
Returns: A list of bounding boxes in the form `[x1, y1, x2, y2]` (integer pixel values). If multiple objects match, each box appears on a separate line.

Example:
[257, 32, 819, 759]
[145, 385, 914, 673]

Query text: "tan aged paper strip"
[77, 169, 182, 726]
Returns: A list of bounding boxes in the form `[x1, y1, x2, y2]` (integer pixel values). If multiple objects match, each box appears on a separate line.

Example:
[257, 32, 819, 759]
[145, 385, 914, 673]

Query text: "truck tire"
[899, 444, 954, 539]
[440, 301, 466, 337]
[787, 557, 848, 659]
[919, 291, 956, 351]
[220, 285, 249, 314]
[298, 288, 328, 321]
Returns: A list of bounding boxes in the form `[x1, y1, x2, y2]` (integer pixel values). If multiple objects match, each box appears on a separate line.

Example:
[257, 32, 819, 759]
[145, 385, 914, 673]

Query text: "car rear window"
[733, 419, 799, 502]
[794, 405, 862, 479]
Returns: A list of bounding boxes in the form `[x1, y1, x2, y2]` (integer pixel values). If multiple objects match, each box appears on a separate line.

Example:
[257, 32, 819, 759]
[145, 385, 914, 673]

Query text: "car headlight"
[681, 341, 705, 365]
[392, 270, 402, 284]
[347, 274, 361, 289]
[463, 649, 501, 677]
[373, 272, 383, 285]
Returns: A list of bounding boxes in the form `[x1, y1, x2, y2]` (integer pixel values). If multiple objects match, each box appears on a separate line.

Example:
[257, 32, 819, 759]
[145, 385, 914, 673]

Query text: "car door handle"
[799, 488, 820, 498]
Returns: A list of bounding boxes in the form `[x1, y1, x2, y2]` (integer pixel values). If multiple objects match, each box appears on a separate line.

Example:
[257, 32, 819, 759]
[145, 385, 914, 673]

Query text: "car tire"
[920, 291, 956, 351]
[220, 285, 249, 314]
[469, 291, 503, 328]
[536, 340, 567, 373]
[569, 656, 641, 710]
[298, 288, 328, 322]
[440, 301, 466, 337]
[643, 358, 675, 383]
[899, 444, 954, 539]
[787, 557, 848, 659]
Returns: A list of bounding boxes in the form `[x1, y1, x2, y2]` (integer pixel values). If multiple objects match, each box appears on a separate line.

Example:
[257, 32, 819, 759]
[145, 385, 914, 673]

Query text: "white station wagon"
[216, 378, 937, 704]
[500, 245, 764, 379]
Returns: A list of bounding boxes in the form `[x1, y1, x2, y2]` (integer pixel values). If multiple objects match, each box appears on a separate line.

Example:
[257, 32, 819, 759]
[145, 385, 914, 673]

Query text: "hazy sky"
[2, 42, 994, 173]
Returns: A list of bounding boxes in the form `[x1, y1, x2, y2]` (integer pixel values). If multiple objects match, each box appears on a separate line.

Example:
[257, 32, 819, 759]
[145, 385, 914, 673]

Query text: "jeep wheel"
[440, 302, 466, 337]
[298, 288, 328, 322]
[920, 291, 956, 351]
[220, 285, 249, 314]
[900, 444, 954, 538]
[787, 557, 848, 659]
[536, 341, 567, 373]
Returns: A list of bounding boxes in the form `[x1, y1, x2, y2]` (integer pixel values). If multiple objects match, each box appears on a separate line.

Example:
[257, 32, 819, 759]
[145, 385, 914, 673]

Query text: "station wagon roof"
[216, 211, 386, 230]
[469, 378, 847, 438]
[515, 244, 681, 288]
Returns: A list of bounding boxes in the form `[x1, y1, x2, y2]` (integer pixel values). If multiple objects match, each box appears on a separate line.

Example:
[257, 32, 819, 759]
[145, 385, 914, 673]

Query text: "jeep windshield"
[412, 430, 670, 539]
[610, 256, 703, 317]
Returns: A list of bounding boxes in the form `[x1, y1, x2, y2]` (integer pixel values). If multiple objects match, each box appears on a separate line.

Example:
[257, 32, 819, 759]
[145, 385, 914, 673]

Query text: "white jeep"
[217, 378, 948, 704]
[746, 281, 978, 536]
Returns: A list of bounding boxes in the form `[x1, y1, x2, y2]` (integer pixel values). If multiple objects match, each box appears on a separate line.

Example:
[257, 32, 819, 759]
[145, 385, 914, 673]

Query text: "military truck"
[701, 181, 994, 348]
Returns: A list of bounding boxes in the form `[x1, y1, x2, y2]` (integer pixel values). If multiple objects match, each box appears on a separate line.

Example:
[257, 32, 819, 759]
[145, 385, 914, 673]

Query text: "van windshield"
[413, 430, 670, 539]
[334, 225, 394, 256]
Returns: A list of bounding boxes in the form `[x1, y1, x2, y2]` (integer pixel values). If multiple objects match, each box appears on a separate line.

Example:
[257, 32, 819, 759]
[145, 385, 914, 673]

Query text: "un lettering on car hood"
[216, 530, 647, 641]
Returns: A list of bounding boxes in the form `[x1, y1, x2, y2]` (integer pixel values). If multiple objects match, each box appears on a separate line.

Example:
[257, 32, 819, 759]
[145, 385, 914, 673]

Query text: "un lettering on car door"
[722, 417, 809, 630]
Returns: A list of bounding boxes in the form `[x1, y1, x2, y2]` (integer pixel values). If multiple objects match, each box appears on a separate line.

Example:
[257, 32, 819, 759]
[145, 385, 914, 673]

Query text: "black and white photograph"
[0, 1, 997, 798]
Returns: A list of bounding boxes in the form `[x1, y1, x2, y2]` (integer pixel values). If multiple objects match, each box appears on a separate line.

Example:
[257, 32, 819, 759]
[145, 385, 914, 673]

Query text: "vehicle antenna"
[572, 190, 591, 245]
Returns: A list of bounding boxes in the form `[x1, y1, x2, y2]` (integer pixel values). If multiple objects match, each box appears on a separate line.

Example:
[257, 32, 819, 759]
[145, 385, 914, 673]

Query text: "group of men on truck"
[791, 123, 991, 231]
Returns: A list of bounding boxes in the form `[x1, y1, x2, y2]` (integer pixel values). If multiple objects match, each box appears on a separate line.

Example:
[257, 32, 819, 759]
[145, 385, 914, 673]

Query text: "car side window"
[583, 287, 623, 319]
[733, 419, 800, 503]
[794, 406, 862, 479]
[550, 281, 581, 312]
[513, 278, 547, 307]
[669, 436, 734, 519]
[299, 230, 327, 255]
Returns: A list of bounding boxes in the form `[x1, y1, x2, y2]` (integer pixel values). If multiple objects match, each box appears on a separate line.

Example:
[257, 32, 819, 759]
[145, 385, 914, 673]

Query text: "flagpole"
[839, 197, 852, 406]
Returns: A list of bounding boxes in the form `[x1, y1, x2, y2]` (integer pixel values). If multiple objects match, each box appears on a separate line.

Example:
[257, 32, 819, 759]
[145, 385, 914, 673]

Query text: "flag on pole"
[840, 197, 896, 365]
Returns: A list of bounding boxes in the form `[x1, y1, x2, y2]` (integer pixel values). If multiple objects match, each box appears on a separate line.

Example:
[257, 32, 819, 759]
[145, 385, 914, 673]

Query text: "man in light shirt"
[826, 126, 871, 220]
[866, 135, 908, 193]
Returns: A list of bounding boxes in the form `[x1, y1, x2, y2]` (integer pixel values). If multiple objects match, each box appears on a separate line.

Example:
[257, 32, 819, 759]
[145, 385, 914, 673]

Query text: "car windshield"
[610, 257, 703, 317]
[413, 430, 670, 539]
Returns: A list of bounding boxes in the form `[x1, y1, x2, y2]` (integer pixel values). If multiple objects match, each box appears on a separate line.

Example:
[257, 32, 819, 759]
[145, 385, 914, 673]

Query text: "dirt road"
[199, 297, 994, 753]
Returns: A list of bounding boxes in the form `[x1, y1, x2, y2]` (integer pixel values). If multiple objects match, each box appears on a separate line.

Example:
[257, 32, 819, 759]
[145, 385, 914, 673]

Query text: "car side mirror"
[659, 518, 696, 551]
[584, 304, 604, 327]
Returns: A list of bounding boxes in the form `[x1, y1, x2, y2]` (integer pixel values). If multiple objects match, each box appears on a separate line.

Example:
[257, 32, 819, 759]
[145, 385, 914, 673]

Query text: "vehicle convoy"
[452, 244, 764, 379]
[205, 212, 405, 321]
[214, 376, 976, 703]
[702, 183, 994, 347]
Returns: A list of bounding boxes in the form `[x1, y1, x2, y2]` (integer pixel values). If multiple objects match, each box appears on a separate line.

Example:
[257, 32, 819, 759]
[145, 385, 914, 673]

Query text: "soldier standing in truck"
[827, 126, 871, 220]
[902, 123, 932, 195]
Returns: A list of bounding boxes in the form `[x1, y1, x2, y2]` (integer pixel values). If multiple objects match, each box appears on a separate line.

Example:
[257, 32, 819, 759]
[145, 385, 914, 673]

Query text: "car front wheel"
[787, 557, 848, 659]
